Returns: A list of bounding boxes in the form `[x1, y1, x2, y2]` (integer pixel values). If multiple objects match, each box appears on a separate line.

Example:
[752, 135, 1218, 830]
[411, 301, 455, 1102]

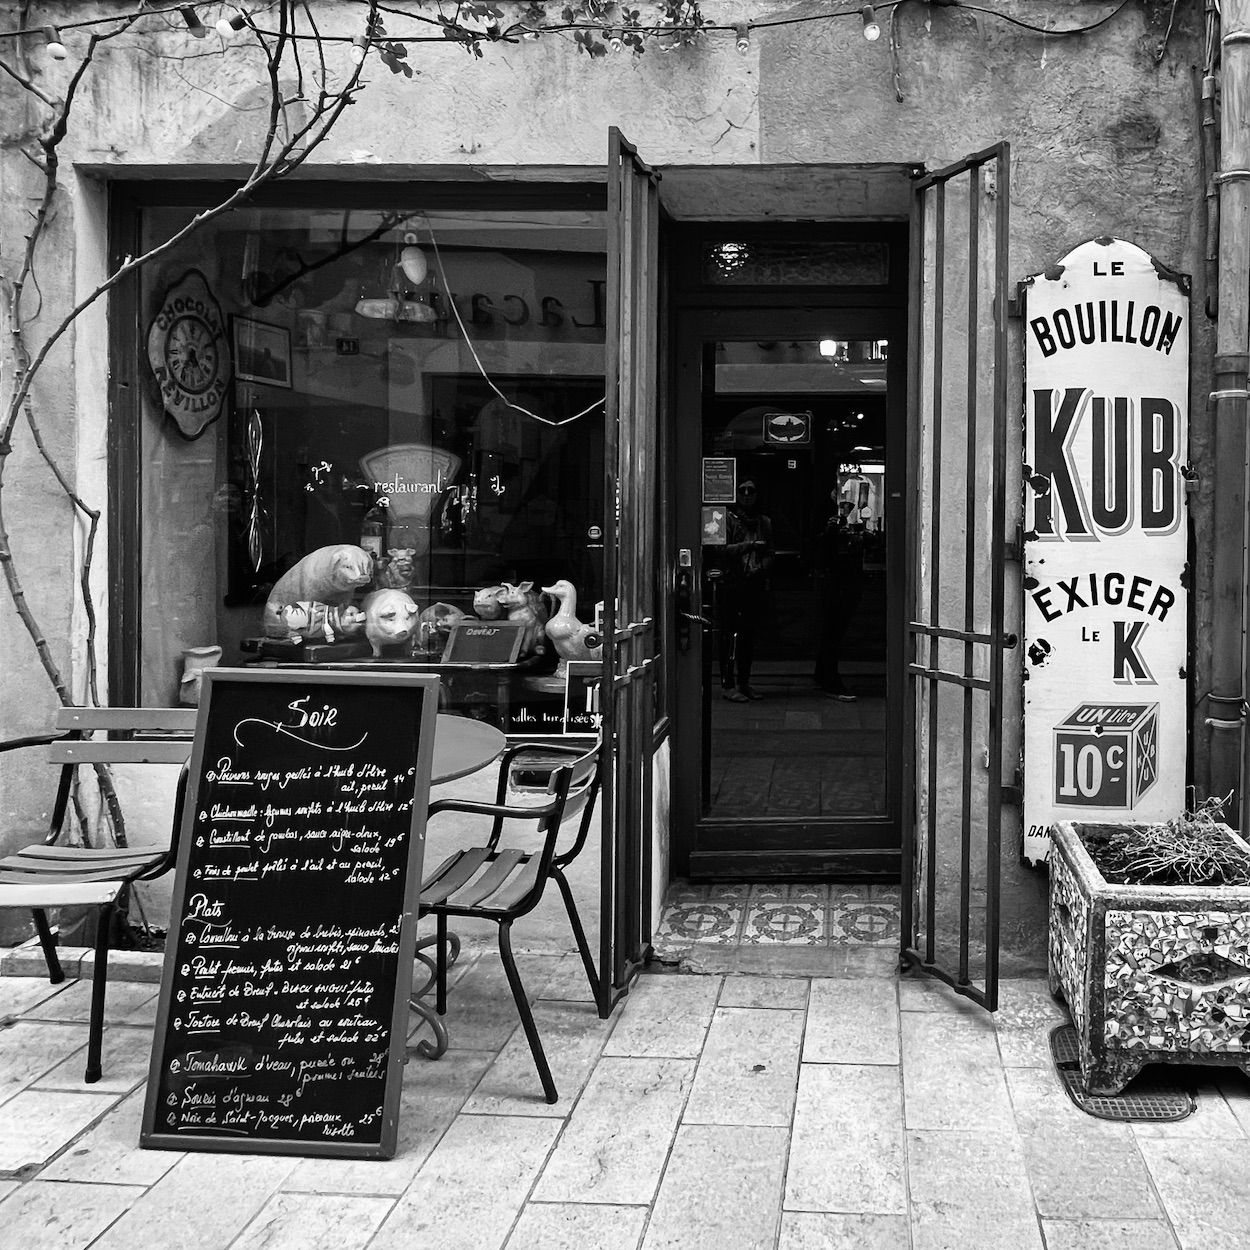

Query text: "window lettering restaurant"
[0, 1, 1227, 1013]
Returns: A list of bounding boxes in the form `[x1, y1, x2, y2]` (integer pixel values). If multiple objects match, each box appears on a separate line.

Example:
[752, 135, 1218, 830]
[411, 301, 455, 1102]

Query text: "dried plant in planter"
[1076, 795, 1250, 888]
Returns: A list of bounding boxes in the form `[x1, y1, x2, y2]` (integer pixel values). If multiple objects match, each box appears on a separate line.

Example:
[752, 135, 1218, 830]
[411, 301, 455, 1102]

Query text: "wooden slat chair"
[0, 707, 194, 1082]
[418, 741, 601, 1103]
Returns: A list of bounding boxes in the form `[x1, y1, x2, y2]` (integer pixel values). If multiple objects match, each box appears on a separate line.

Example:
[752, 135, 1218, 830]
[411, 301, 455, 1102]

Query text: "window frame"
[107, 178, 608, 704]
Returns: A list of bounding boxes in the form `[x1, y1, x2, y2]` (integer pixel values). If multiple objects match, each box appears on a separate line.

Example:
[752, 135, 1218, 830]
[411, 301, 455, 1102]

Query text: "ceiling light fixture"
[861, 5, 881, 41]
[398, 233, 428, 285]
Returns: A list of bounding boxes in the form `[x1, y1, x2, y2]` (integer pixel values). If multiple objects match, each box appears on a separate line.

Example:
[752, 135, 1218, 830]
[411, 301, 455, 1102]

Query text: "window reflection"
[137, 206, 607, 734]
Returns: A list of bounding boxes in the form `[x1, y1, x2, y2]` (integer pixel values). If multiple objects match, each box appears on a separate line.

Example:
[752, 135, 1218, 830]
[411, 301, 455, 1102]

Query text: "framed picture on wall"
[232, 316, 292, 388]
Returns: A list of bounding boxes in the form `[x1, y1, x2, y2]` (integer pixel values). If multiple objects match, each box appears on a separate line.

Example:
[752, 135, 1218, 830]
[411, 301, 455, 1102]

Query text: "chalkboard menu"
[141, 669, 439, 1159]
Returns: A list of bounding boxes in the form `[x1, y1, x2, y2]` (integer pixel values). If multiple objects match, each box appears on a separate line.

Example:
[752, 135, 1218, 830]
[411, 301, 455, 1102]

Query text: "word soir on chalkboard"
[141, 670, 439, 1159]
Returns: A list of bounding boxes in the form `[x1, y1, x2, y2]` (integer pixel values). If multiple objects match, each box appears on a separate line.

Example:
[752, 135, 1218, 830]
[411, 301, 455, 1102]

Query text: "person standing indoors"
[717, 479, 774, 702]
[814, 493, 862, 701]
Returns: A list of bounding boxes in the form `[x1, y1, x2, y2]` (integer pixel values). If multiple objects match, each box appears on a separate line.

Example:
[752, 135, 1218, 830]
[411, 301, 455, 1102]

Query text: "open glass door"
[597, 127, 660, 1013]
[902, 144, 1012, 1009]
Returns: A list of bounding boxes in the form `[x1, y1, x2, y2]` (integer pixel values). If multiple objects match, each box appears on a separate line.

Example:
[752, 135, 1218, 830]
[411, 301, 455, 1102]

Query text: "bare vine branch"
[0, 0, 376, 851]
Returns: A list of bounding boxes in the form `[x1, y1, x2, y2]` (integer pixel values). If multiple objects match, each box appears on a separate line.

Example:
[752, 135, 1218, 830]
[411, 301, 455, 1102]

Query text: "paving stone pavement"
[2, 963, 1248, 1249]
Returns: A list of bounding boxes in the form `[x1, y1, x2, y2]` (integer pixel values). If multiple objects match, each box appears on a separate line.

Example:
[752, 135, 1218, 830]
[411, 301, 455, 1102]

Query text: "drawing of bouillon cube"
[1052, 702, 1159, 810]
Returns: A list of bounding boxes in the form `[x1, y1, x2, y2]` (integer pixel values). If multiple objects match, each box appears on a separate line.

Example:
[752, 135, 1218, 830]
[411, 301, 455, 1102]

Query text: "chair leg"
[31, 909, 65, 984]
[436, 913, 448, 1016]
[498, 919, 557, 1104]
[85, 903, 112, 1084]
[552, 869, 600, 1007]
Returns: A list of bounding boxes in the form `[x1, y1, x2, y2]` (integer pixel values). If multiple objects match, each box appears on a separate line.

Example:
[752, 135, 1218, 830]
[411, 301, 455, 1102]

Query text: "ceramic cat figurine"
[498, 581, 549, 657]
[362, 588, 419, 656]
[264, 545, 373, 636]
[276, 601, 366, 646]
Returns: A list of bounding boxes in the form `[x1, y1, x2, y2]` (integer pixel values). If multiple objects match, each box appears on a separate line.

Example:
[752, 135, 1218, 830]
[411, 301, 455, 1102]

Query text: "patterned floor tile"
[830, 883, 873, 906]
[827, 901, 899, 946]
[748, 883, 829, 904]
[742, 902, 826, 946]
[654, 901, 744, 946]
[665, 880, 751, 904]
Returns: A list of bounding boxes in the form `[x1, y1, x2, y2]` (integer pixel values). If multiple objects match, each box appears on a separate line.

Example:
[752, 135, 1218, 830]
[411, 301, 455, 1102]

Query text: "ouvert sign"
[1021, 238, 1190, 864]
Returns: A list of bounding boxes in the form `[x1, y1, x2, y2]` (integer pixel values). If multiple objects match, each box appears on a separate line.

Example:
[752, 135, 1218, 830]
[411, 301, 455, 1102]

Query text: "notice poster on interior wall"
[1021, 238, 1190, 865]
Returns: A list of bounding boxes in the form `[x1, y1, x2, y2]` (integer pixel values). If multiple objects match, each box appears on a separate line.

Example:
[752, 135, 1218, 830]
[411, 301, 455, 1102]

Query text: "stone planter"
[1048, 819, 1250, 1095]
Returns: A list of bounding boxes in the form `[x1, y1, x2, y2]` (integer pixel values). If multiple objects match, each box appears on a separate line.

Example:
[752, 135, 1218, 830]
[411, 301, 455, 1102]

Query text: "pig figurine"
[277, 601, 366, 646]
[498, 581, 549, 657]
[263, 545, 373, 636]
[361, 589, 419, 656]
[418, 601, 468, 652]
[472, 585, 508, 621]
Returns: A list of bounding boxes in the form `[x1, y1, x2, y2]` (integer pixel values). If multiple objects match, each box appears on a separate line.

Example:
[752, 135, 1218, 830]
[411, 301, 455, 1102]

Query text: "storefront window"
[134, 204, 607, 734]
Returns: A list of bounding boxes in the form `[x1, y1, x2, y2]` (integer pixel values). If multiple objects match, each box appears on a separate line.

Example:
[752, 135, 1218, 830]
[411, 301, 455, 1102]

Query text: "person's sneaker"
[741, 687, 764, 700]
[822, 683, 857, 702]
[722, 689, 749, 702]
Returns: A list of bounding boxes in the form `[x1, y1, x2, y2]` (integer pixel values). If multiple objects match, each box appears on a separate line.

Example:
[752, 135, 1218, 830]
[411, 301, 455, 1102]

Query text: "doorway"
[671, 288, 908, 879]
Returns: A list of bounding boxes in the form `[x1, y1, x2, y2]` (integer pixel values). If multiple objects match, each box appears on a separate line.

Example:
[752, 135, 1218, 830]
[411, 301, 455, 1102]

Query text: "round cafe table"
[431, 714, 506, 785]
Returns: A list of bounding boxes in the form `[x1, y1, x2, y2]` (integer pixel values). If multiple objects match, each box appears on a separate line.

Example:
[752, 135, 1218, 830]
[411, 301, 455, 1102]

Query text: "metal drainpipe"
[1208, 0, 1250, 827]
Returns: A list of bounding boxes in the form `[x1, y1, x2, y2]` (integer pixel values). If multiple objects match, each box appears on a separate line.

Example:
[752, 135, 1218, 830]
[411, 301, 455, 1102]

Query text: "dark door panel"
[671, 299, 907, 877]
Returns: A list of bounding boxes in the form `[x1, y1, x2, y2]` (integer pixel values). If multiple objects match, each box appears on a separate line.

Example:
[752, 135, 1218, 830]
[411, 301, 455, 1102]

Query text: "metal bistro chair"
[0, 708, 193, 1082]
[416, 741, 601, 1104]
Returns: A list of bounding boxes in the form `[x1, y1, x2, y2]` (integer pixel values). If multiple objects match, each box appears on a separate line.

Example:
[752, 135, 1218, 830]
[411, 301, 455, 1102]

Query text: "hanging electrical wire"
[422, 219, 605, 429]
[0, 0, 1143, 51]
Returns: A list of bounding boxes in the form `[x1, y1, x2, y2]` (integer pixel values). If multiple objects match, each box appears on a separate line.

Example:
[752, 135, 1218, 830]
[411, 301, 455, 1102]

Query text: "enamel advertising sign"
[1022, 238, 1189, 864]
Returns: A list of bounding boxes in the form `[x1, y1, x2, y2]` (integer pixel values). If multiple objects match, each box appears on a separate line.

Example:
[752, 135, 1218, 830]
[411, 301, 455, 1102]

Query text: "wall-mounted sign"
[763, 410, 812, 445]
[1021, 238, 1189, 864]
[147, 270, 231, 439]
[702, 457, 737, 503]
[563, 660, 603, 734]
[701, 505, 728, 545]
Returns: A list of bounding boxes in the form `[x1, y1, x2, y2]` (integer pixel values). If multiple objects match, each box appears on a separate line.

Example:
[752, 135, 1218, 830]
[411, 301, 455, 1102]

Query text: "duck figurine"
[541, 579, 603, 674]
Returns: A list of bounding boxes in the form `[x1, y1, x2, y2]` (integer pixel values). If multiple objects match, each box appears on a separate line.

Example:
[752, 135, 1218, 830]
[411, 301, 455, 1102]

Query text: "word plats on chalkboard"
[142, 670, 439, 1160]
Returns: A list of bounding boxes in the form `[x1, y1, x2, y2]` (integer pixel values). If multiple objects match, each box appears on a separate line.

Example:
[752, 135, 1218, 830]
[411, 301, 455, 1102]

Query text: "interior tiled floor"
[708, 671, 887, 818]
[654, 881, 901, 951]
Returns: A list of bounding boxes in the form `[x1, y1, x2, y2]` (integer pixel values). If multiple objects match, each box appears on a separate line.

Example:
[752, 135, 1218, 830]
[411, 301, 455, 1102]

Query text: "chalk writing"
[144, 676, 434, 1158]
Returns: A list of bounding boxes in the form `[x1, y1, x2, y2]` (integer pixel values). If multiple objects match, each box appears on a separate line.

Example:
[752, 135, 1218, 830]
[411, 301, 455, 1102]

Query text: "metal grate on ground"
[1048, 1023, 1196, 1122]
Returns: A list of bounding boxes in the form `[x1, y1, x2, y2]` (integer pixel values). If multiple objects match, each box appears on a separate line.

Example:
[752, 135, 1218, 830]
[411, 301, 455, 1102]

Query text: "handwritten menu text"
[143, 678, 434, 1157]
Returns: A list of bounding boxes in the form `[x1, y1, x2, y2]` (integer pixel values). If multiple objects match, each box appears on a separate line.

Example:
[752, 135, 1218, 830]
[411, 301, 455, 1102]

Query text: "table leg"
[409, 930, 461, 1060]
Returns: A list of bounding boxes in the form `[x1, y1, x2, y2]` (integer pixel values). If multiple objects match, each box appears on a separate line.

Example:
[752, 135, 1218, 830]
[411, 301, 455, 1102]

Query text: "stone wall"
[0, 1, 1209, 963]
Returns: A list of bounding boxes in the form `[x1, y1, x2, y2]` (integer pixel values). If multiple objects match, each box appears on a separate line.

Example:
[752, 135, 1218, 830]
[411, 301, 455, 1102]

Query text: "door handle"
[675, 567, 705, 652]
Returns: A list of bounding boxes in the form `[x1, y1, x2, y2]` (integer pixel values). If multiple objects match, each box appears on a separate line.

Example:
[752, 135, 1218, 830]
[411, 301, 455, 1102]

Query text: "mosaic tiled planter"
[1048, 819, 1250, 1096]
